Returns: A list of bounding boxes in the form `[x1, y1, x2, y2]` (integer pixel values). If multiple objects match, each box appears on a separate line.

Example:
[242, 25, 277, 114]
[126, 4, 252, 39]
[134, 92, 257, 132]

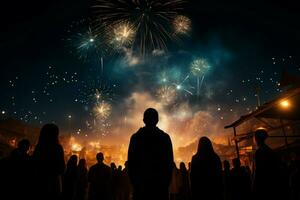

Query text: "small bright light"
[1, 110, 5, 114]
[71, 143, 82, 152]
[280, 100, 290, 108]
[89, 38, 94, 42]
[176, 85, 182, 90]
[162, 78, 167, 82]
[68, 115, 72, 119]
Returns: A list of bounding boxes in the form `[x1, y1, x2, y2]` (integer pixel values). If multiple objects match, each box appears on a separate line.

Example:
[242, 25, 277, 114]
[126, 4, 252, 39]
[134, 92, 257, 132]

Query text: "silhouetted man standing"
[253, 129, 287, 200]
[88, 152, 112, 200]
[128, 108, 174, 200]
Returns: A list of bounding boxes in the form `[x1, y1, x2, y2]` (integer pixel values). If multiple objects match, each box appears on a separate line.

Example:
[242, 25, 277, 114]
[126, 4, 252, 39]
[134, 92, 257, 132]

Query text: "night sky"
[1, 0, 300, 146]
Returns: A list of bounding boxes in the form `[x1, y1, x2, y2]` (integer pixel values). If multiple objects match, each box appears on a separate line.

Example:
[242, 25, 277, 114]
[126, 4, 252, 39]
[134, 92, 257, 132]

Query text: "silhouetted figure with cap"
[62, 155, 78, 200]
[190, 136, 223, 200]
[32, 124, 66, 200]
[230, 158, 251, 200]
[88, 152, 112, 200]
[128, 108, 174, 200]
[75, 158, 88, 200]
[253, 129, 286, 200]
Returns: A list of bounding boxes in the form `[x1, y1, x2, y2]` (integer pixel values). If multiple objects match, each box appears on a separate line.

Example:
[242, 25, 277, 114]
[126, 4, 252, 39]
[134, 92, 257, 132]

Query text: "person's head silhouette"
[96, 152, 104, 164]
[38, 123, 59, 145]
[67, 155, 78, 169]
[197, 136, 214, 155]
[118, 165, 122, 172]
[223, 160, 230, 171]
[179, 162, 187, 171]
[143, 108, 159, 127]
[17, 139, 30, 153]
[124, 161, 128, 169]
[232, 158, 241, 169]
[254, 129, 268, 147]
[111, 162, 117, 171]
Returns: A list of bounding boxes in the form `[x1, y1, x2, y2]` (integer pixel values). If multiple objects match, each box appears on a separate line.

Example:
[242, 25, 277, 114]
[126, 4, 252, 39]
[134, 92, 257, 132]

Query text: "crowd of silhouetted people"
[1, 108, 300, 200]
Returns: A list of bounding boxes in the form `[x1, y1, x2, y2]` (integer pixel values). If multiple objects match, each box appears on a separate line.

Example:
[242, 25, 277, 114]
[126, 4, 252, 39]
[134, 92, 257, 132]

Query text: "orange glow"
[280, 100, 290, 109]
[64, 92, 238, 167]
[71, 143, 82, 152]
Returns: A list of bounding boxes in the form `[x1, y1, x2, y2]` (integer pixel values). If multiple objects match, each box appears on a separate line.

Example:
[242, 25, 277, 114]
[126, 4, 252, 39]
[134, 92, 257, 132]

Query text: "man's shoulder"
[130, 130, 140, 141]
[159, 129, 170, 136]
[89, 164, 98, 170]
[132, 127, 170, 138]
[133, 127, 145, 135]
[88, 165, 97, 174]
[191, 154, 198, 162]
[256, 145, 274, 155]
[129, 127, 147, 139]
[103, 163, 111, 170]
[156, 128, 171, 140]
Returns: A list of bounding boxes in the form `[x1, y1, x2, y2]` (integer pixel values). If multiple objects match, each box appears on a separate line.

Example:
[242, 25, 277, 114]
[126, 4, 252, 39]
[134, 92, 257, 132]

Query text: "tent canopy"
[225, 87, 300, 129]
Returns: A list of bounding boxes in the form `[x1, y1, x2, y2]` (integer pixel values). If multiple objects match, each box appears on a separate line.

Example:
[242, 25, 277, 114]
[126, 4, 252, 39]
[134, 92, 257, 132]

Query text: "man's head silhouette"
[143, 108, 159, 127]
[254, 129, 268, 147]
[96, 152, 104, 163]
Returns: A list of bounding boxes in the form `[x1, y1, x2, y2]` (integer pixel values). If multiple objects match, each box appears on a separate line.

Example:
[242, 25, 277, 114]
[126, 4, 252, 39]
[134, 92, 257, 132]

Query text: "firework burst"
[157, 68, 193, 96]
[173, 15, 191, 35]
[79, 78, 116, 109]
[190, 58, 210, 76]
[93, 101, 112, 120]
[109, 21, 136, 49]
[66, 21, 109, 61]
[93, 0, 187, 54]
[156, 85, 177, 104]
[65, 20, 112, 73]
[190, 58, 211, 96]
